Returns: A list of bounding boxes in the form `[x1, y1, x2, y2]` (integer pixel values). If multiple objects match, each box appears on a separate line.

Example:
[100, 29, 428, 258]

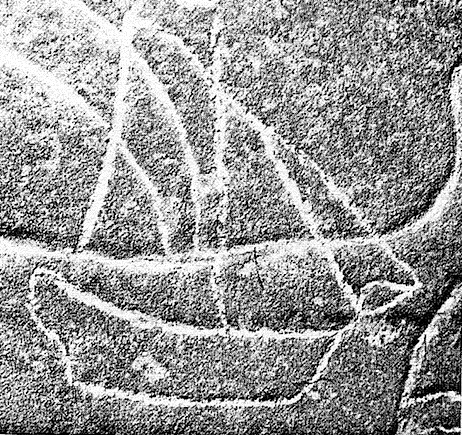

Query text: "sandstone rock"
[1, 0, 461, 433]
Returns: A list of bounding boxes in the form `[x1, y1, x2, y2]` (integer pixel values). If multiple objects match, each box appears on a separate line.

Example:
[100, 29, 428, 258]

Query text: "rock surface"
[0, 0, 461, 434]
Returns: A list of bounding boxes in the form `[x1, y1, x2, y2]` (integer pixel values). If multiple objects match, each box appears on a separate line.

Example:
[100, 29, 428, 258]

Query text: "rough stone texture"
[396, 285, 462, 435]
[0, 0, 461, 434]
[0, 66, 107, 249]
[122, 64, 196, 253]
[32, 274, 333, 401]
[221, 244, 354, 331]
[334, 244, 415, 292]
[3, 0, 120, 121]
[219, 0, 461, 236]
[86, 154, 167, 258]
[57, 255, 222, 328]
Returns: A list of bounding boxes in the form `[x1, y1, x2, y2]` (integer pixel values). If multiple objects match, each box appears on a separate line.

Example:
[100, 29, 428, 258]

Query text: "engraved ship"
[0, 0, 461, 423]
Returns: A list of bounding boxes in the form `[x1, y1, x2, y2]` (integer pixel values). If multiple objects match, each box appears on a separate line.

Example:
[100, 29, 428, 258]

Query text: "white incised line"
[175, 0, 218, 10]
[409, 426, 462, 435]
[402, 390, 461, 408]
[0, 35, 436, 321]
[150, 26, 462, 325]
[300, 322, 354, 400]
[23, 261, 457, 409]
[246, 117, 360, 311]
[0, 44, 104, 126]
[57, 0, 462, 256]
[305, 158, 423, 307]
[151, 26, 462, 243]
[149, 14, 362, 313]
[62, 0, 204, 254]
[13, 0, 357, 407]
[29, 267, 337, 341]
[133, 51, 203, 254]
[0, 230, 422, 323]
[5, 0, 460, 410]
[55, 0, 443, 317]
[46, 4, 462, 410]
[78, 7, 135, 251]
[423, 428, 460, 435]
[0, 36, 173, 255]
[303, 65, 462, 303]
[208, 12, 231, 329]
[0, 16, 422, 410]
[78, 5, 172, 255]
[145, 25, 455, 315]
[400, 285, 462, 408]
[26, 272, 75, 386]
[58, 0, 362, 312]
[27, 267, 340, 409]
[0, 234, 414, 282]
[77, 139, 117, 251]
[156, 27, 426, 297]
[118, 142, 172, 254]
[398, 391, 461, 435]
[391, 65, 462, 240]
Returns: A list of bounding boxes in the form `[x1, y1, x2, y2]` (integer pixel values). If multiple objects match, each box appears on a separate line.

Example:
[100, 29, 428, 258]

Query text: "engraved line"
[400, 425, 461, 435]
[156, 30, 208, 74]
[63, 0, 204, 253]
[148, 15, 361, 323]
[359, 290, 420, 318]
[21, 2, 459, 253]
[359, 281, 419, 294]
[0, 0, 416, 328]
[132, 52, 202, 253]
[0, 235, 375, 270]
[77, 141, 117, 251]
[0, 39, 182, 258]
[76, 8, 137, 251]
[0, 35, 358, 316]
[151, 29, 462, 242]
[72, 382, 284, 408]
[0, 236, 212, 275]
[59, 0, 318, 258]
[408, 425, 462, 435]
[26, 269, 283, 408]
[209, 261, 228, 329]
[401, 390, 462, 408]
[141, 28, 360, 311]
[118, 143, 172, 256]
[236, 110, 359, 311]
[209, 12, 230, 328]
[31, 268, 337, 341]
[307, 157, 422, 284]
[390, 65, 462, 239]
[210, 12, 229, 235]
[0, 232, 417, 283]
[13, 5, 458, 412]
[305, 156, 424, 302]
[72, 377, 321, 408]
[301, 323, 353, 400]
[400, 285, 462, 406]
[175, 0, 219, 10]
[27, 267, 361, 409]
[3, 4, 428, 318]
[306, 158, 373, 232]
[27, 267, 341, 408]
[26, 274, 75, 385]
[357, 274, 423, 314]
[431, 427, 461, 435]
[0, 44, 108, 128]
